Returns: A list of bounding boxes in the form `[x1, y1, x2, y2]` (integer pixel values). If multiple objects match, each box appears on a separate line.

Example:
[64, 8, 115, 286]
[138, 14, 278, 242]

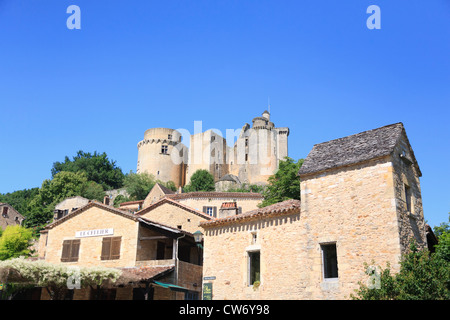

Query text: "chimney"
[103, 196, 110, 206]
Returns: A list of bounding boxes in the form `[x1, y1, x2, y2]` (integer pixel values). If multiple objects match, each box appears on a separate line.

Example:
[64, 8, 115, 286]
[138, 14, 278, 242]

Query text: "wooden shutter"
[101, 237, 121, 260]
[70, 240, 80, 262]
[61, 240, 71, 262]
[213, 207, 217, 218]
[110, 237, 121, 260]
[202, 206, 207, 214]
[61, 240, 80, 262]
[101, 237, 112, 260]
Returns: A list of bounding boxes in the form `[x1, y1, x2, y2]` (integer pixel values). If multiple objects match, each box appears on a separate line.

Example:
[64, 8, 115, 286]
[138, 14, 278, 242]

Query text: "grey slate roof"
[298, 123, 418, 176]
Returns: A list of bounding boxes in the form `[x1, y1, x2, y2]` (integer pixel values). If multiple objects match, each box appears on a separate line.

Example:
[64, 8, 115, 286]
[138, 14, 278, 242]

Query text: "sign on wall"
[202, 282, 213, 300]
[75, 228, 114, 238]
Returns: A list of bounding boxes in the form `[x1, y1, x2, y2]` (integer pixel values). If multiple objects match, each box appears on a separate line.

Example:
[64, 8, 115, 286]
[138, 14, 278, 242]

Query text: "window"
[321, 243, 338, 280]
[185, 291, 199, 300]
[245, 138, 249, 147]
[404, 184, 412, 213]
[2, 207, 8, 218]
[101, 237, 121, 260]
[61, 239, 80, 262]
[251, 232, 257, 244]
[161, 145, 168, 154]
[248, 251, 260, 286]
[168, 134, 172, 140]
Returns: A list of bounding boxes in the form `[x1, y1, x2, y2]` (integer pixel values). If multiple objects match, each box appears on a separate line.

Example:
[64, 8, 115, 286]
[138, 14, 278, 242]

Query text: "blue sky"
[0, 0, 449, 228]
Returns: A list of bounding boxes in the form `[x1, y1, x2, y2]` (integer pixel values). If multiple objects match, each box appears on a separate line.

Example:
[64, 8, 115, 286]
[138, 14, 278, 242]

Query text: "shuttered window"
[203, 206, 217, 218]
[101, 237, 121, 260]
[61, 240, 80, 262]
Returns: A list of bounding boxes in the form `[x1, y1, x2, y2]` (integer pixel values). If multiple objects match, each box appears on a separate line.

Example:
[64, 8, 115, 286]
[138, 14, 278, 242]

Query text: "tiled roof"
[166, 192, 263, 201]
[119, 200, 144, 206]
[298, 123, 421, 176]
[200, 199, 301, 228]
[155, 183, 176, 195]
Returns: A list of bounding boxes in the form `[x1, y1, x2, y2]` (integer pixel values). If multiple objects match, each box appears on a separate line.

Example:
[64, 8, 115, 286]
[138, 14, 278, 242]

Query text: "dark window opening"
[405, 184, 412, 212]
[248, 251, 260, 285]
[321, 243, 338, 279]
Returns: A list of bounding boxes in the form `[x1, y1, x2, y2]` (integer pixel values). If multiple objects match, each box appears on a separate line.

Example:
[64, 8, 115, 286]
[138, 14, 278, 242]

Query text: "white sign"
[75, 228, 114, 238]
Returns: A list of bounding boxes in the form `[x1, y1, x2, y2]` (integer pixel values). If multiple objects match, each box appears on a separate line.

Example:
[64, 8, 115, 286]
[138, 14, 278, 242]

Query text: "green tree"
[260, 157, 304, 207]
[433, 212, 450, 238]
[25, 171, 105, 228]
[0, 188, 39, 220]
[352, 242, 450, 300]
[183, 169, 215, 192]
[0, 225, 34, 260]
[123, 172, 156, 200]
[226, 183, 265, 194]
[51, 150, 125, 190]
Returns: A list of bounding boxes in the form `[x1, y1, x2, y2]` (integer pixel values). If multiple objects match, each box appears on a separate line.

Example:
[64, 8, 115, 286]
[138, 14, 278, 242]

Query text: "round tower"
[137, 128, 187, 188]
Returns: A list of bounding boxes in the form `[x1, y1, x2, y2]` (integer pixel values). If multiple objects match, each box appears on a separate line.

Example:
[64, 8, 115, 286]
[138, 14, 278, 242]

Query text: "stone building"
[199, 122, 429, 300]
[53, 196, 90, 220]
[0, 203, 25, 229]
[136, 111, 289, 188]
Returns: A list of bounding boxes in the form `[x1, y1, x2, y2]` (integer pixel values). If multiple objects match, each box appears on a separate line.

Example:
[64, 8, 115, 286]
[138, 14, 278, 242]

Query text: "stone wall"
[390, 131, 427, 253]
[0, 203, 24, 230]
[298, 156, 404, 299]
[201, 212, 302, 300]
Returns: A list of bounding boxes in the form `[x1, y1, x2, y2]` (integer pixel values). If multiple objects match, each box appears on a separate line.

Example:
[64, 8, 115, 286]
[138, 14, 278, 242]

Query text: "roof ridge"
[312, 122, 403, 147]
[135, 197, 212, 220]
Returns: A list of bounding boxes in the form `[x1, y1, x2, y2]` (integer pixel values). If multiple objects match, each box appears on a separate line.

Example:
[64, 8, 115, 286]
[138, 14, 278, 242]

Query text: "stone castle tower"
[137, 111, 289, 188]
[136, 128, 188, 188]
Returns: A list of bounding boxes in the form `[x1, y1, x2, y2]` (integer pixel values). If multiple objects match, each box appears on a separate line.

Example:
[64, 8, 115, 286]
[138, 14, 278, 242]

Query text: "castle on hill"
[136, 110, 289, 189]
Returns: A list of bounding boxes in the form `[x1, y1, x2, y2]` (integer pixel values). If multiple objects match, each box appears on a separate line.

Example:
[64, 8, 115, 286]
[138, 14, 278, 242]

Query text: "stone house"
[53, 196, 90, 220]
[199, 122, 430, 300]
[165, 191, 263, 218]
[38, 200, 204, 300]
[142, 182, 176, 208]
[0, 203, 25, 229]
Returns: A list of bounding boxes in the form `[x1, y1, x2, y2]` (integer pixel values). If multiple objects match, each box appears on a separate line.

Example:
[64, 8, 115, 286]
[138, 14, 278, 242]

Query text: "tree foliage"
[123, 172, 157, 201]
[51, 150, 125, 190]
[0, 226, 34, 261]
[352, 241, 450, 300]
[25, 171, 105, 228]
[0, 188, 39, 220]
[259, 157, 304, 207]
[183, 169, 215, 192]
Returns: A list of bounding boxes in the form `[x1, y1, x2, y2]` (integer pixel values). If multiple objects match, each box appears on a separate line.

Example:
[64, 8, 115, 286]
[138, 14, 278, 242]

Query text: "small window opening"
[321, 243, 338, 280]
[248, 251, 260, 286]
